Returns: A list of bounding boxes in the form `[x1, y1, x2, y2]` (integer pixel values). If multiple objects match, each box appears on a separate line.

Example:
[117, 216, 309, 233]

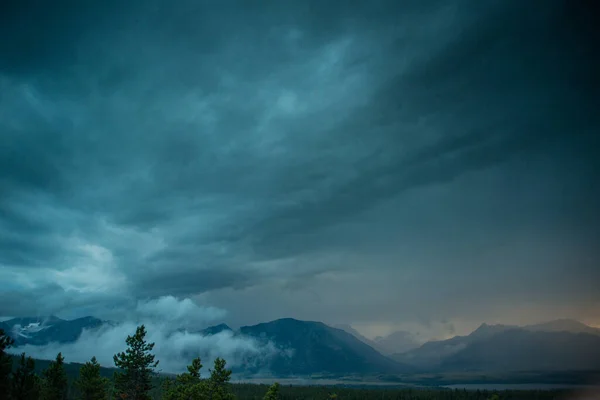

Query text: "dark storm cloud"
[132, 259, 258, 298]
[245, 0, 600, 255]
[1, 0, 598, 330]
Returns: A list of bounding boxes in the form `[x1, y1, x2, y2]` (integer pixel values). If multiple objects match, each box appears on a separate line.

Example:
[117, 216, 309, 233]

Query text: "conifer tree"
[163, 357, 207, 400]
[206, 357, 234, 400]
[75, 356, 108, 400]
[186, 357, 202, 380]
[113, 325, 159, 400]
[11, 353, 40, 400]
[0, 328, 15, 397]
[262, 382, 280, 400]
[41, 352, 69, 400]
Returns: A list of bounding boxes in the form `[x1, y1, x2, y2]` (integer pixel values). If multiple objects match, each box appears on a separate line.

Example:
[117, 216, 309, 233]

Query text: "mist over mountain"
[392, 320, 600, 372]
[238, 318, 409, 376]
[1, 0, 599, 342]
[332, 324, 384, 353]
[440, 329, 600, 372]
[525, 319, 600, 336]
[373, 331, 422, 355]
[2, 316, 104, 346]
[3, 315, 409, 376]
[334, 324, 422, 355]
[199, 323, 233, 336]
[1, 0, 599, 394]
[4, 314, 599, 378]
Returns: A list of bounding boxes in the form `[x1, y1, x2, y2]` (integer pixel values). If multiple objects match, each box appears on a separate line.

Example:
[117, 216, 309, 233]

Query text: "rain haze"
[1, 0, 599, 370]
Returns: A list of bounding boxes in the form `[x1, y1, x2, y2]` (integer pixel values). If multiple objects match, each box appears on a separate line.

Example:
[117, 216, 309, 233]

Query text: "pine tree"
[163, 357, 207, 400]
[262, 382, 280, 400]
[113, 325, 159, 400]
[206, 357, 234, 400]
[11, 353, 40, 400]
[0, 328, 15, 398]
[41, 352, 69, 400]
[186, 358, 202, 380]
[75, 356, 108, 400]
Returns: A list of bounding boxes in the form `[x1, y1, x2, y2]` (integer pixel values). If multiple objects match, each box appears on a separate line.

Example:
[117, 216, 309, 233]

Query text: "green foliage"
[41, 352, 69, 400]
[113, 325, 159, 400]
[11, 353, 40, 400]
[262, 382, 280, 400]
[163, 357, 234, 400]
[228, 384, 568, 400]
[162, 357, 207, 400]
[74, 356, 109, 400]
[186, 358, 203, 380]
[206, 357, 234, 400]
[0, 328, 15, 397]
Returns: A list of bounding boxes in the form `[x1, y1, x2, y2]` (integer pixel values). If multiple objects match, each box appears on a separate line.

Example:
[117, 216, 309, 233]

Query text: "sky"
[1, 0, 599, 342]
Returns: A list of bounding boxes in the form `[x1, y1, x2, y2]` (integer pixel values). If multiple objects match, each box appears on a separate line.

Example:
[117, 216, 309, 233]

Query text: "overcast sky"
[1, 0, 599, 339]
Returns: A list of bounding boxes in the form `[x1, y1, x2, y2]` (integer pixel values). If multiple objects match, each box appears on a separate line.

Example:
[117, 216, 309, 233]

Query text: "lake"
[444, 383, 600, 391]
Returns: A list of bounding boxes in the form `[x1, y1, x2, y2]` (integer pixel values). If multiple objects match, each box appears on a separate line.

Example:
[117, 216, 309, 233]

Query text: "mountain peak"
[246, 318, 325, 330]
[4, 315, 104, 346]
[526, 319, 600, 335]
[238, 318, 410, 375]
[200, 323, 232, 336]
[472, 322, 493, 331]
[536, 318, 585, 326]
[470, 322, 515, 339]
[6, 315, 64, 326]
[272, 317, 320, 325]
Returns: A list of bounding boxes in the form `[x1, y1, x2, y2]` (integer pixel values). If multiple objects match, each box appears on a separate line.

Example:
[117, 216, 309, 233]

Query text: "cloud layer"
[9, 296, 276, 374]
[12, 321, 274, 374]
[1, 0, 599, 336]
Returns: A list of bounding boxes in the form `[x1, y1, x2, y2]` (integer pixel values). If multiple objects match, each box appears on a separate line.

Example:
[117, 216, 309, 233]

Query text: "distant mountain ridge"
[333, 324, 421, 355]
[440, 329, 600, 372]
[239, 318, 410, 376]
[4, 316, 599, 376]
[2, 316, 407, 376]
[1, 316, 104, 346]
[198, 323, 232, 336]
[332, 324, 385, 353]
[372, 330, 421, 355]
[391, 319, 600, 372]
[525, 319, 600, 335]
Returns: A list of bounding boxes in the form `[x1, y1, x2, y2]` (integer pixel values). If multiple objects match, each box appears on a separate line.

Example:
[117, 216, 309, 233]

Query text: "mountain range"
[2, 316, 599, 377]
[0, 316, 104, 346]
[333, 324, 422, 355]
[0, 316, 407, 377]
[237, 318, 409, 376]
[390, 320, 600, 372]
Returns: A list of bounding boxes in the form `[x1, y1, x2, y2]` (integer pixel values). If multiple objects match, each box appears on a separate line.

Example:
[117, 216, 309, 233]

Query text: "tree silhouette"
[207, 357, 234, 400]
[0, 329, 14, 397]
[113, 325, 159, 400]
[262, 382, 280, 400]
[41, 352, 68, 400]
[75, 356, 109, 400]
[163, 357, 207, 400]
[11, 353, 39, 400]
